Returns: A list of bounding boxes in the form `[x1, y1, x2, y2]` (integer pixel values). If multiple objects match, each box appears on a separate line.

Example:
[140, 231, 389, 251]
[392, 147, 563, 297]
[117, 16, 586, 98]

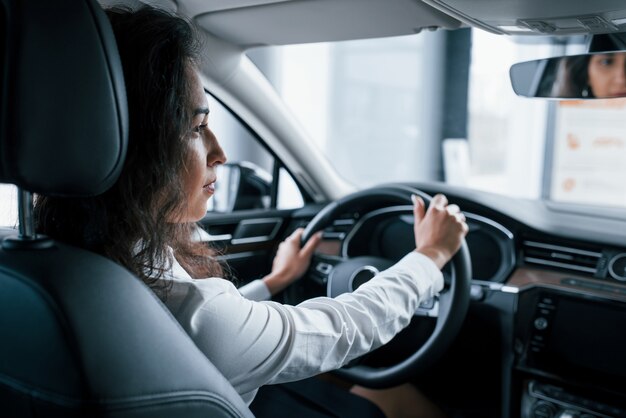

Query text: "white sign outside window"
[551, 99, 626, 208]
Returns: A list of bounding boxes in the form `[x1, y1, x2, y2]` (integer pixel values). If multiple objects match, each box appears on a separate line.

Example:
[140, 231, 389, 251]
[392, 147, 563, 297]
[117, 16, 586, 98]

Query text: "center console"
[522, 380, 625, 418]
[514, 289, 626, 418]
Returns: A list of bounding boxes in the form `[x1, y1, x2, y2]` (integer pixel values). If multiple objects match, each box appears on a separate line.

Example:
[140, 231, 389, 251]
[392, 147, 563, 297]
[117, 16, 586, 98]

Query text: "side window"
[206, 94, 305, 213]
[0, 96, 305, 229]
[0, 184, 18, 228]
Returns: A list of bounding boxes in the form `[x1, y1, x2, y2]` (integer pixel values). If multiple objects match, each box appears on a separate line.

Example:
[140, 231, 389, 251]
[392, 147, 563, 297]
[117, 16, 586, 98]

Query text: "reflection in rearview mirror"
[510, 51, 626, 99]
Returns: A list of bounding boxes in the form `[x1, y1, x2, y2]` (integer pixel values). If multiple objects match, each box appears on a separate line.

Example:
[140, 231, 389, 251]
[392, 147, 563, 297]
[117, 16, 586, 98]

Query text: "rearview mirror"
[510, 51, 626, 99]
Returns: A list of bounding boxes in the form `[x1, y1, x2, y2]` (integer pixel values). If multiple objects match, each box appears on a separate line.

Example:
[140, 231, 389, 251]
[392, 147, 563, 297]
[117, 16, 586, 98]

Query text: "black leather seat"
[0, 1, 254, 416]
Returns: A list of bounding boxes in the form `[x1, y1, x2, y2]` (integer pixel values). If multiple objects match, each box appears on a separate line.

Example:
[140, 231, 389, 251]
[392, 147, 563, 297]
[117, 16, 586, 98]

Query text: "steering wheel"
[299, 184, 471, 389]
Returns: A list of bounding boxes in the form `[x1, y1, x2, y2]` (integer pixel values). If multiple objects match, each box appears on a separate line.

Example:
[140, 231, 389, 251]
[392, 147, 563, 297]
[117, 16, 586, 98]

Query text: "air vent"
[522, 240, 602, 275]
[323, 216, 357, 240]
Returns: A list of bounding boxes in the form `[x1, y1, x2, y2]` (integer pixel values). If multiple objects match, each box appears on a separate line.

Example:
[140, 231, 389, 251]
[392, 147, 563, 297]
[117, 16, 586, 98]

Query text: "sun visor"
[193, 0, 462, 47]
[422, 0, 626, 36]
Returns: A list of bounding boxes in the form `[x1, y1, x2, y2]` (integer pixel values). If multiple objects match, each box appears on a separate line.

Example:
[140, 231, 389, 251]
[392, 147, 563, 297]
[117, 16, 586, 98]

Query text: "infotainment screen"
[546, 296, 626, 381]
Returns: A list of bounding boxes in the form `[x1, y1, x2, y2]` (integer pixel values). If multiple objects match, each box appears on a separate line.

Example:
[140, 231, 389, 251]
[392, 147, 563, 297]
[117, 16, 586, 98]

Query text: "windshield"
[1, 30, 624, 227]
[248, 29, 626, 210]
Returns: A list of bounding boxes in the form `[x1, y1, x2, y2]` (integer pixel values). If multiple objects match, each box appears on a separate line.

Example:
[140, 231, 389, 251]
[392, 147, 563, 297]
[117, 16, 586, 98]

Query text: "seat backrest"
[0, 230, 254, 417]
[0, 1, 254, 416]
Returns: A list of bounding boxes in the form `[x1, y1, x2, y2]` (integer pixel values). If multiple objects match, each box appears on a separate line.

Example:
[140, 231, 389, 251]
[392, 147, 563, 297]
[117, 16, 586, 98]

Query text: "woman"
[34, 6, 468, 418]
[586, 52, 626, 98]
[548, 52, 626, 99]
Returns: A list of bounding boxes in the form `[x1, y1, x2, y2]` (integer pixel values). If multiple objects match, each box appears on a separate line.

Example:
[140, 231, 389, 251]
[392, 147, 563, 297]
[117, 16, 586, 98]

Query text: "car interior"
[1, 0, 626, 418]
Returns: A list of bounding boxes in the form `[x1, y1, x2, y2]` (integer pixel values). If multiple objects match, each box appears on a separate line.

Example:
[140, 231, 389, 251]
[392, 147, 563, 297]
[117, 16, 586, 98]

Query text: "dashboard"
[288, 182, 626, 418]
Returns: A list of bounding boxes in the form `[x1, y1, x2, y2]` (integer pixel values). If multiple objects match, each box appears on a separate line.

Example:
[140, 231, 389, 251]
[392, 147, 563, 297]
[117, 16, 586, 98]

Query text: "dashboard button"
[534, 317, 549, 330]
[532, 401, 557, 418]
[315, 262, 333, 275]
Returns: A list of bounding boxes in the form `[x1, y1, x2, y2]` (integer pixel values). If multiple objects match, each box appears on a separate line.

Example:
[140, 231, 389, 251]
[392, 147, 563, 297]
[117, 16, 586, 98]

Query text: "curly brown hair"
[34, 5, 224, 294]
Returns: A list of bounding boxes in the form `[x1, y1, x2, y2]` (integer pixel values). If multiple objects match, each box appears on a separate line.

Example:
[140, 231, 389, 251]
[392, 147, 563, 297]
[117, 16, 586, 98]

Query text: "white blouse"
[237, 276, 272, 301]
[160, 251, 443, 405]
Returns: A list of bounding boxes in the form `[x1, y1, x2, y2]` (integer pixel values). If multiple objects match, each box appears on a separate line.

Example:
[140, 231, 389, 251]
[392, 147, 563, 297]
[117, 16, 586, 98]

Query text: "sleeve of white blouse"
[238, 279, 271, 301]
[169, 251, 442, 404]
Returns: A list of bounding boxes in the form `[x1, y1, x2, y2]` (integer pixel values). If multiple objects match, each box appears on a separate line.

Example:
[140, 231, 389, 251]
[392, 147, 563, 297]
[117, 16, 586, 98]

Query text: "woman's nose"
[208, 136, 227, 167]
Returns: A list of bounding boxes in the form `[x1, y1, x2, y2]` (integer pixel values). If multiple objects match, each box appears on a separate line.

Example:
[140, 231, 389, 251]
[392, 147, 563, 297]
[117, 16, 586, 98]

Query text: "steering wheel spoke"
[308, 253, 343, 286]
[415, 296, 440, 318]
[442, 266, 454, 288]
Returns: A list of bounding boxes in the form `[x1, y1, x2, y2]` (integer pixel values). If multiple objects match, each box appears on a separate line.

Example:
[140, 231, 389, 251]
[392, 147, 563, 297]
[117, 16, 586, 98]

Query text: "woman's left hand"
[263, 228, 323, 295]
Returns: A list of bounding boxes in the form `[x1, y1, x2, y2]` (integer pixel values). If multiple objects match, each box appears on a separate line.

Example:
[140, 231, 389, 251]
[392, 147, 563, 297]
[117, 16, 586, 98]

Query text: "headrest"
[0, 0, 127, 196]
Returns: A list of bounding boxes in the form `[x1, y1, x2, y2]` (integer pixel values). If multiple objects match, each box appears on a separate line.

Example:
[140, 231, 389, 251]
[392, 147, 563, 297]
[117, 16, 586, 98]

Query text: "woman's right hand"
[412, 193, 468, 270]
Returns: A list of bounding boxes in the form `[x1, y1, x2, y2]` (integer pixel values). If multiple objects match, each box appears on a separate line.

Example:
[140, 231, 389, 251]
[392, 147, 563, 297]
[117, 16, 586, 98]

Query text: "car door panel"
[197, 208, 305, 284]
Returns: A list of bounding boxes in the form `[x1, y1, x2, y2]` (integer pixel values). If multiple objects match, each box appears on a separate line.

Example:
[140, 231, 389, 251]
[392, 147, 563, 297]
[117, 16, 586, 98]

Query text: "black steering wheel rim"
[301, 184, 471, 388]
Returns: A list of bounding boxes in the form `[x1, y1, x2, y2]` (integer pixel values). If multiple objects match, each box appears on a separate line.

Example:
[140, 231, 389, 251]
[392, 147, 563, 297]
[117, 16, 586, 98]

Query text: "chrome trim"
[210, 234, 234, 241]
[217, 250, 265, 261]
[523, 257, 597, 274]
[341, 205, 413, 258]
[464, 212, 516, 283]
[348, 265, 380, 291]
[192, 226, 232, 242]
[522, 240, 602, 257]
[608, 252, 626, 281]
[231, 218, 283, 245]
[204, 233, 234, 242]
[464, 212, 514, 239]
[231, 236, 273, 245]
[500, 285, 520, 294]
[473, 280, 520, 294]
[333, 218, 356, 226]
[323, 231, 346, 240]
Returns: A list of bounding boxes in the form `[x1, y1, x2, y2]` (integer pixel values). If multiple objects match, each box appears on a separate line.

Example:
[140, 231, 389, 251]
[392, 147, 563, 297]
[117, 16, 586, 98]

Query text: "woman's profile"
[34, 5, 468, 418]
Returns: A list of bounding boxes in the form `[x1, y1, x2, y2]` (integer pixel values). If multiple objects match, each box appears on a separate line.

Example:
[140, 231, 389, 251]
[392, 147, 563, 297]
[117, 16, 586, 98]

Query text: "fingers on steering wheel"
[301, 231, 323, 256]
[431, 193, 448, 209]
[411, 194, 426, 224]
[445, 204, 460, 215]
[460, 217, 469, 234]
[289, 228, 305, 241]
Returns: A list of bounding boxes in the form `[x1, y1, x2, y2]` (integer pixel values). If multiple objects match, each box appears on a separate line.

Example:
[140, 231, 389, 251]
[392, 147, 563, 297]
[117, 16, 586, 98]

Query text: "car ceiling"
[161, 0, 626, 47]
[422, 0, 626, 36]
